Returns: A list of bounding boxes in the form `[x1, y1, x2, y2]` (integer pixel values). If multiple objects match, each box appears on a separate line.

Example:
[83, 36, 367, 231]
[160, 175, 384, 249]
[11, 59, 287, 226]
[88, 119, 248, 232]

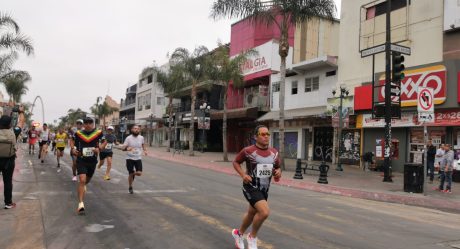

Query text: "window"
[137, 96, 143, 111]
[366, 0, 409, 20]
[145, 93, 151, 110]
[305, 77, 319, 92]
[272, 81, 280, 92]
[291, 81, 298, 95]
[157, 97, 164, 105]
[147, 74, 153, 83]
[326, 70, 336, 77]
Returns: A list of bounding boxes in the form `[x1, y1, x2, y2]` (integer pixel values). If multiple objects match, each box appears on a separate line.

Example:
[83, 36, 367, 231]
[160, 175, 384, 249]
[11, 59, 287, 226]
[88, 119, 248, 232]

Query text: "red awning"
[243, 69, 272, 81]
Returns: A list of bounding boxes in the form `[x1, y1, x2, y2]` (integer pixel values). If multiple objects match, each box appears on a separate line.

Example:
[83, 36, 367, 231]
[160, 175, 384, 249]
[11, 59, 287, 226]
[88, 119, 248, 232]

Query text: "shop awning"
[257, 106, 327, 122]
[211, 107, 259, 120]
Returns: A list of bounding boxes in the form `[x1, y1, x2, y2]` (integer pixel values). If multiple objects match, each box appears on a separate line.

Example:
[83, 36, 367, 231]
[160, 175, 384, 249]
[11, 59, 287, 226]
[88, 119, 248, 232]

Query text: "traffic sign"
[390, 44, 411, 55]
[417, 87, 434, 113]
[390, 82, 401, 97]
[361, 44, 386, 57]
[418, 112, 435, 123]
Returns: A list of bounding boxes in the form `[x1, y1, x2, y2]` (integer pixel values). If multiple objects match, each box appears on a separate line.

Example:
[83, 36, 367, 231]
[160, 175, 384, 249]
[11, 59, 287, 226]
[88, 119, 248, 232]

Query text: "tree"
[0, 13, 34, 55]
[60, 108, 87, 128]
[1, 70, 31, 102]
[208, 43, 256, 161]
[90, 101, 118, 130]
[170, 46, 210, 156]
[155, 64, 188, 152]
[211, 0, 336, 168]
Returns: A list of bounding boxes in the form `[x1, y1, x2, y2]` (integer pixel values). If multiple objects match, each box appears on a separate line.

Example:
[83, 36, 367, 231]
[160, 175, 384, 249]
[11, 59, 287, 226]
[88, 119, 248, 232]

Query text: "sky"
[1, 0, 341, 124]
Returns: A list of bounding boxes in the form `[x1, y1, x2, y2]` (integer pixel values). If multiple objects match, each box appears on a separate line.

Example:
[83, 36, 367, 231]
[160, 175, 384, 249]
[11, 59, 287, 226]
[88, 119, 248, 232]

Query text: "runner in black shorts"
[71, 117, 104, 214]
[231, 125, 281, 249]
[97, 126, 118, 181]
[122, 125, 147, 194]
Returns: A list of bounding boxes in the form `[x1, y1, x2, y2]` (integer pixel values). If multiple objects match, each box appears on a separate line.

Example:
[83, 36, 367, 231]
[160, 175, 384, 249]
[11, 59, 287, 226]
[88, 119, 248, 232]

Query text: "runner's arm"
[142, 141, 148, 156]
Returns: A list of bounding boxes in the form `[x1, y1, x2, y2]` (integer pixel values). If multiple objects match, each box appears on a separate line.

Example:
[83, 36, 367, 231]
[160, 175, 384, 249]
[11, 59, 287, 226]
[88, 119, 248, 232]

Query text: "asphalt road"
[2, 144, 460, 249]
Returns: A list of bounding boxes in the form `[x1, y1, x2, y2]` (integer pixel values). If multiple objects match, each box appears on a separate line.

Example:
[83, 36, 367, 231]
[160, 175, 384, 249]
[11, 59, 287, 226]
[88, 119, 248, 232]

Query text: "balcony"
[120, 101, 136, 111]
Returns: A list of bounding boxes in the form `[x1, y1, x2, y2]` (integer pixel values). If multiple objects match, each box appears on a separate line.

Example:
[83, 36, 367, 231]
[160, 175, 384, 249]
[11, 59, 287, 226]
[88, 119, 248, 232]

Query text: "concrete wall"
[338, 0, 443, 93]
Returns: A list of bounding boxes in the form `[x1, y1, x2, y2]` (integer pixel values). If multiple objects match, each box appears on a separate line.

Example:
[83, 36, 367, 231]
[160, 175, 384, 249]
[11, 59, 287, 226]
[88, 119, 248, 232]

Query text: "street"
[1, 144, 460, 249]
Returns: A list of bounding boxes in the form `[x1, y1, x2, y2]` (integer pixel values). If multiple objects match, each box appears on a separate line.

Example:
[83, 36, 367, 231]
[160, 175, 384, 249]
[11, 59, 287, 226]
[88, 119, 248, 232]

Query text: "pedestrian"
[121, 125, 147, 194]
[435, 144, 445, 175]
[231, 125, 282, 249]
[437, 144, 454, 193]
[71, 117, 103, 214]
[426, 140, 436, 183]
[97, 126, 118, 180]
[0, 115, 17, 209]
[28, 125, 39, 155]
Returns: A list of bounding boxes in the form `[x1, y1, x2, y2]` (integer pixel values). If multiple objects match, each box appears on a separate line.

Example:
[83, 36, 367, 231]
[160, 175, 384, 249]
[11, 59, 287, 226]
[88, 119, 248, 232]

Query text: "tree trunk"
[222, 85, 229, 162]
[167, 96, 173, 152]
[189, 80, 196, 156]
[278, 28, 289, 170]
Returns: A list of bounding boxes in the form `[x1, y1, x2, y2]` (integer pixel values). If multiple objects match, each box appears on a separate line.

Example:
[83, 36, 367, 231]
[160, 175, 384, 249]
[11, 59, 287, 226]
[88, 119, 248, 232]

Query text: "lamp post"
[120, 117, 127, 142]
[148, 114, 154, 147]
[199, 102, 211, 153]
[96, 96, 103, 128]
[332, 86, 349, 171]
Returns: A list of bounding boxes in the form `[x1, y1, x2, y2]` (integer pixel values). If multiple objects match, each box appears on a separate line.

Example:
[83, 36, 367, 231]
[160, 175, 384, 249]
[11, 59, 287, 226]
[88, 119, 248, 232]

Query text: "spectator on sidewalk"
[426, 140, 436, 183]
[435, 144, 445, 175]
[0, 115, 17, 209]
[438, 144, 454, 193]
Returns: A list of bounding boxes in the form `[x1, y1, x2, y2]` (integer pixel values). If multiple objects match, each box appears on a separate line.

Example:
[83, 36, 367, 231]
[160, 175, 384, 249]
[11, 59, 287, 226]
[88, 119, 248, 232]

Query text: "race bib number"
[132, 148, 141, 155]
[57, 139, 64, 143]
[106, 143, 113, 150]
[256, 164, 273, 178]
[31, 134, 36, 138]
[82, 147, 94, 157]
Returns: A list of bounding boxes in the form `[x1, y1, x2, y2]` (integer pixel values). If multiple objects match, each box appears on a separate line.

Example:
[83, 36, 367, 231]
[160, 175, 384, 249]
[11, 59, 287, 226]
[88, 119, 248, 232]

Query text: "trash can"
[404, 163, 424, 193]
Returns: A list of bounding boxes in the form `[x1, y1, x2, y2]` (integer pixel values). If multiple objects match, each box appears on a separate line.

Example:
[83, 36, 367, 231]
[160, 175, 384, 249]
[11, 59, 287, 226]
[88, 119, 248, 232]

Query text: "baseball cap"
[107, 126, 114, 130]
[83, 117, 94, 123]
[76, 119, 83, 124]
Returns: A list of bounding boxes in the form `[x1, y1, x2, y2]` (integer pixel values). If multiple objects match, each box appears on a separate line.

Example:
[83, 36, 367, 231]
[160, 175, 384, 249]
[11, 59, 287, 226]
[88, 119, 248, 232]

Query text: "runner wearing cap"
[71, 117, 104, 214]
[97, 126, 118, 180]
[69, 119, 84, 181]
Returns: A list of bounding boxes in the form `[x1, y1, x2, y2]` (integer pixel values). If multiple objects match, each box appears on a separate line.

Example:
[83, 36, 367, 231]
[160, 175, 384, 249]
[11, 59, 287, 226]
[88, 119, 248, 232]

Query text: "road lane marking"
[84, 224, 115, 233]
[153, 197, 275, 249]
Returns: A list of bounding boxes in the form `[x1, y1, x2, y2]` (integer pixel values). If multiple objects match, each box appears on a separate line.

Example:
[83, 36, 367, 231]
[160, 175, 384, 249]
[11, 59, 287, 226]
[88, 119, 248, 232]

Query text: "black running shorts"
[39, 141, 49, 147]
[126, 159, 142, 174]
[99, 152, 113, 160]
[242, 184, 269, 207]
[77, 161, 97, 178]
[57, 147, 65, 152]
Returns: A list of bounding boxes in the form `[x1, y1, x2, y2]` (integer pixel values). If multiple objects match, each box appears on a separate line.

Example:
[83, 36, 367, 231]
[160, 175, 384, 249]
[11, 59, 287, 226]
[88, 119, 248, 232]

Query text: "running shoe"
[77, 202, 85, 214]
[443, 189, 452, 194]
[232, 229, 245, 249]
[72, 176, 77, 182]
[247, 234, 258, 249]
[4, 203, 16, 209]
[103, 175, 110, 181]
[129, 186, 133, 194]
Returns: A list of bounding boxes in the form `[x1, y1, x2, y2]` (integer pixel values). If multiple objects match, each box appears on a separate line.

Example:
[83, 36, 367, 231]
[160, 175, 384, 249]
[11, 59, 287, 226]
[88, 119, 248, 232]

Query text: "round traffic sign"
[418, 88, 433, 111]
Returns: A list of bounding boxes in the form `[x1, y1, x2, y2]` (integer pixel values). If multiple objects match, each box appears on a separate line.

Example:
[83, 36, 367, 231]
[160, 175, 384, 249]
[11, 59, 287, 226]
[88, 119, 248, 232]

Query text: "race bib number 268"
[256, 164, 273, 178]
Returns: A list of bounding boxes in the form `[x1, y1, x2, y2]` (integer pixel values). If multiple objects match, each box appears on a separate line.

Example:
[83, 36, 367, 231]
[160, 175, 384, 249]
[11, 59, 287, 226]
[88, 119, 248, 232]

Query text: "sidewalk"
[146, 146, 460, 213]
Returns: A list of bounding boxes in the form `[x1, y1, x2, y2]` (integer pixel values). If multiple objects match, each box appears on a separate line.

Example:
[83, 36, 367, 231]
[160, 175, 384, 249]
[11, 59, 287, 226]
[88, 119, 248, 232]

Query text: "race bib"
[82, 147, 94, 157]
[31, 134, 36, 138]
[256, 164, 273, 178]
[132, 148, 141, 156]
[57, 139, 64, 142]
[106, 143, 113, 150]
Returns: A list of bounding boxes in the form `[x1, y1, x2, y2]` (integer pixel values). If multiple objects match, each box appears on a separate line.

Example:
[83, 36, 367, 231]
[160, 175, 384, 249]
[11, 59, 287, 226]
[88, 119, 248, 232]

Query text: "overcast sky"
[2, 0, 341, 124]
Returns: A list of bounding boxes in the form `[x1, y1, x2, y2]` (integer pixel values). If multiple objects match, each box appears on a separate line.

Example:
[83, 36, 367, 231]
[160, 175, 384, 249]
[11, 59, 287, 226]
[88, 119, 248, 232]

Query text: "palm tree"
[0, 12, 34, 55]
[155, 64, 188, 152]
[91, 101, 118, 129]
[1, 70, 31, 102]
[211, 0, 336, 168]
[170, 46, 210, 156]
[209, 43, 256, 161]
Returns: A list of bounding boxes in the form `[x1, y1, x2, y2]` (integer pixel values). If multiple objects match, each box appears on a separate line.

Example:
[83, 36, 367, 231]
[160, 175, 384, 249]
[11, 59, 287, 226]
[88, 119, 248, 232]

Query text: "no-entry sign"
[417, 87, 434, 112]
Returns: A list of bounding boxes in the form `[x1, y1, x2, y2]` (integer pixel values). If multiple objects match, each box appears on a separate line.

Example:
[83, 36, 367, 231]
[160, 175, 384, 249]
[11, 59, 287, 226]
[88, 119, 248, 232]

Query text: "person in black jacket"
[0, 115, 17, 209]
[427, 140, 437, 183]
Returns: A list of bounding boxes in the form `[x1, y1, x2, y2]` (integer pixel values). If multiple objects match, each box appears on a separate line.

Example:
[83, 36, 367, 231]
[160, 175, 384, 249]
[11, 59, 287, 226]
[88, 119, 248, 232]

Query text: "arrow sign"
[390, 87, 401, 96]
[417, 87, 434, 113]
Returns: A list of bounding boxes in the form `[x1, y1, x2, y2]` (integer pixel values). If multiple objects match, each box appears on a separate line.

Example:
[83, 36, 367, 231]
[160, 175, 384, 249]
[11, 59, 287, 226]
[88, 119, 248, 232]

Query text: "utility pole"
[383, 0, 393, 182]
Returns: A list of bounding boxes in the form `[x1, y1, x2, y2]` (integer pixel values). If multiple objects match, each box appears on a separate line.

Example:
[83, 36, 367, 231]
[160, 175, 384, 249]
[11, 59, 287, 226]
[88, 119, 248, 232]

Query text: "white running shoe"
[77, 202, 85, 214]
[72, 176, 77, 182]
[247, 234, 258, 249]
[232, 229, 245, 249]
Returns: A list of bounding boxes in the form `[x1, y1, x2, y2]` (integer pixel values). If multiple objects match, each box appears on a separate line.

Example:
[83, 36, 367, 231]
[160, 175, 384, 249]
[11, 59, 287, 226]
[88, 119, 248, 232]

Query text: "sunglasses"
[258, 132, 271, 137]
[83, 121, 93, 124]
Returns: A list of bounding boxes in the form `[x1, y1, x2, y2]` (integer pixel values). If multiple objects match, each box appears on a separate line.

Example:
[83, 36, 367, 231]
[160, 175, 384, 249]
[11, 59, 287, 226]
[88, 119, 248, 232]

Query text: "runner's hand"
[143, 150, 148, 156]
[273, 168, 282, 178]
[242, 174, 252, 184]
[93, 148, 99, 154]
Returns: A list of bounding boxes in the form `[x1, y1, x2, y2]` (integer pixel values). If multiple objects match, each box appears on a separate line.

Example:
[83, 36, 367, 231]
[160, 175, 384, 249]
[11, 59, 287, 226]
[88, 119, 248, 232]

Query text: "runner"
[50, 130, 57, 154]
[69, 119, 84, 181]
[39, 123, 50, 163]
[28, 125, 39, 154]
[71, 117, 103, 214]
[121, 125, 147, 194]
[231, 125, 281, 249]
[55, 128, 67, 168]
[98, 126, 118, 180]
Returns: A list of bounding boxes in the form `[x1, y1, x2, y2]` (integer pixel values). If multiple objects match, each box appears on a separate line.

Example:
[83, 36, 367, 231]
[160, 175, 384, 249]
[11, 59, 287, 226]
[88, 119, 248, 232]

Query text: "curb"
[148, 151, 460, 213]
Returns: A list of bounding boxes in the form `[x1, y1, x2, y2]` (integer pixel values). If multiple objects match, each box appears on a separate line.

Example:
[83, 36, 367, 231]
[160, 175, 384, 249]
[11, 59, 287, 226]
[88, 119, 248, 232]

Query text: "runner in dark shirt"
[231, 125, 281, 249]
[97, 126, 118, 181]
[71, 117, 104, 214]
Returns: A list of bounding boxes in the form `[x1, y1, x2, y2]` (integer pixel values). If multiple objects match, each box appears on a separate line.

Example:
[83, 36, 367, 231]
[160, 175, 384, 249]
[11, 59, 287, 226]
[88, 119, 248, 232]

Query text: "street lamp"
[96, 96, 103, 128]
[332, 86, 349, 171]
[148, 114, 155, 147]
[120, 116, 127, 142]
[199, 102, 211, 153]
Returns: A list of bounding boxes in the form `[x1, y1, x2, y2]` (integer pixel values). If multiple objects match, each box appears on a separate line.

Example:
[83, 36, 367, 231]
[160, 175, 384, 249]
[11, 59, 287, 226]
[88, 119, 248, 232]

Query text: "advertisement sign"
[358, 109, 460, 128]
[378, 65, 447, 107]
[240, 40, 293, 76]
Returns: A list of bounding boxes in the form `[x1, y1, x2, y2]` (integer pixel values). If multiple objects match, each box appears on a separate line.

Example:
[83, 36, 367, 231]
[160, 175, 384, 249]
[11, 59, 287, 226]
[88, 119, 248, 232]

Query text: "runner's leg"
[105, 156, 112, 176]
[78, 174, 87, 202]
[249, 200, 270, 238]
[239, 205, 257, 234]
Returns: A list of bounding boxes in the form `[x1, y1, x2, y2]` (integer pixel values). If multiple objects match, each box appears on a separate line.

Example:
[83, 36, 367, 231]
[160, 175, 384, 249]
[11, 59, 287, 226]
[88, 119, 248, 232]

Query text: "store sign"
[240, 42, 273, 76]
[379, 65, 447, 107]
[433, 109, 460, 126]
[358, 113, 417, 128]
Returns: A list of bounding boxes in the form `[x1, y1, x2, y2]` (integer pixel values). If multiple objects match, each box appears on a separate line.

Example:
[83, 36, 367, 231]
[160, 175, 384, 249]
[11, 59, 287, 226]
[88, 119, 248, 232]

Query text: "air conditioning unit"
[245, 93, 254, 107]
